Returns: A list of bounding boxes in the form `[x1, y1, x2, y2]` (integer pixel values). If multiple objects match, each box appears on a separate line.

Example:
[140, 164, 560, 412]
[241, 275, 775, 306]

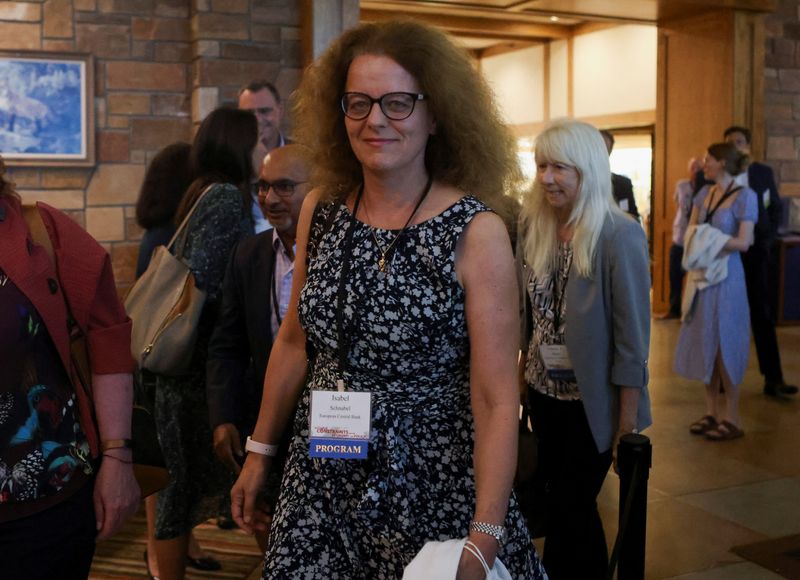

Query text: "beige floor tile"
[664, 561, 785, 579]
[592, 322, 800, 578]
[601, 497, 765, 579]
[679, 477, 800, 537]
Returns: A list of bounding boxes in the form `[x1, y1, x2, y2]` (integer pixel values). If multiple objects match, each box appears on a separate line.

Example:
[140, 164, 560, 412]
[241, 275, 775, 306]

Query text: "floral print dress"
[263, 196, 546, 579]
[150, 182, 253, 539]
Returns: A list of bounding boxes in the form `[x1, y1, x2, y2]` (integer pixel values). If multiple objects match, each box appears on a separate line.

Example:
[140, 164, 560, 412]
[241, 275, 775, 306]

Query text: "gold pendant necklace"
[361, 175, 434, 273]
[369, 228, 400, 272]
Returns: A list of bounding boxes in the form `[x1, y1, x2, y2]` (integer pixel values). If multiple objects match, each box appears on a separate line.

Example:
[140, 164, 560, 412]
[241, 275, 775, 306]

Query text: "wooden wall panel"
[653, 10, 740, 313]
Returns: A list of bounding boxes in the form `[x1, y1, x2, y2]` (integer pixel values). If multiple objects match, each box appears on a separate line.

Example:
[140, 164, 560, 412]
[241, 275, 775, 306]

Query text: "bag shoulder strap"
[167, 182, 217, 254]
[21, 203, 93, 395]
[22, 203, 55, 263]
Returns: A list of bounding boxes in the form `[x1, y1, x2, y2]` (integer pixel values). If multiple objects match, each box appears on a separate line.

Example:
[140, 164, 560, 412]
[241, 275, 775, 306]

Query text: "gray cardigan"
[520, 211, 652, 453]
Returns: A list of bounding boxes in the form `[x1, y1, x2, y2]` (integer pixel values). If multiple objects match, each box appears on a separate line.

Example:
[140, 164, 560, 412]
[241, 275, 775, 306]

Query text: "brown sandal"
[705, 420, 744, 441]
[689, 415, 717, 435]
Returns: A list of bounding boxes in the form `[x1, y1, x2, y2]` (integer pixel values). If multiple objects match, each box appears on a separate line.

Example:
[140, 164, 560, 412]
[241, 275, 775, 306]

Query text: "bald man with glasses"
[206, 145, 311, 548]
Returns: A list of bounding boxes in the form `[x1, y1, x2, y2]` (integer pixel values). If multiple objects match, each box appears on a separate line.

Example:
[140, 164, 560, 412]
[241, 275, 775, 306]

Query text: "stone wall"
[0, 0, 302, 292]
[764, 0, 800, 204]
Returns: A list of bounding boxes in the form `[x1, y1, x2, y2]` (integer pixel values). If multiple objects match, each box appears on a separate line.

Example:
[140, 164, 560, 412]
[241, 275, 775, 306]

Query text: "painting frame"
[0, 51, 95, 167]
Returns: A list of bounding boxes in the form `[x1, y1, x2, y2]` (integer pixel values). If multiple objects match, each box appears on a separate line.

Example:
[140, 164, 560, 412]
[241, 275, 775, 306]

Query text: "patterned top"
[0, 270, 91, 517]
[150, 182, 253, 540]
[524, 242, 581, 401]
[262, 195, 546, 579]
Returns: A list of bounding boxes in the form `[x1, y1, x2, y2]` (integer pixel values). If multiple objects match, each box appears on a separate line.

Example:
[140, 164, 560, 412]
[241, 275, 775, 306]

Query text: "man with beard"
[206, 145, 311, 548]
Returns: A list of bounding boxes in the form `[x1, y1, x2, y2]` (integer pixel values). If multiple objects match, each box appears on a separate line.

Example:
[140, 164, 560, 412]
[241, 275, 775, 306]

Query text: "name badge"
[619, 198, 630, 212]
[309, 390, 371, 459]
[763, 189, 771, 208]
[539, 344, 576, 382]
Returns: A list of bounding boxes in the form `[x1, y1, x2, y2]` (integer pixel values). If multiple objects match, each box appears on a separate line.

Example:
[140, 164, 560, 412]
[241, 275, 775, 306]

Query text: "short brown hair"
[238, 80, 281, 104]
[292, 20, 521, 206]
[707, 142, 748, 176]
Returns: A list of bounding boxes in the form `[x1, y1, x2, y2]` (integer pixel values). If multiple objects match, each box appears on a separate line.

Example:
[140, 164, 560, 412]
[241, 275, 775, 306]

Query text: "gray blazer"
[520, 212, 652, 453]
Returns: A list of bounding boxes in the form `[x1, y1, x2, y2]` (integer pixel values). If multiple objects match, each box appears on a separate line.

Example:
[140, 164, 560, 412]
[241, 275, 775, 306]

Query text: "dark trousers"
[530, 390, 613, 580]
[0, 478, 97, 580]
[668, 244, 685, 316]
[743, 244, 784, 384]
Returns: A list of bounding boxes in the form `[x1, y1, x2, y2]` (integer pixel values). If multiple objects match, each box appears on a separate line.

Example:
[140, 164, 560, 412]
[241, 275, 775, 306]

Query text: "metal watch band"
[101, 438, 132, 451]
[470, 520, 508, 546]
[245, 436, 279, 457]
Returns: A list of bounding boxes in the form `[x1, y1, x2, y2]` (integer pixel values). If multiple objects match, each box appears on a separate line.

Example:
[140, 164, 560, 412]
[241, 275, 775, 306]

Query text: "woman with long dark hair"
[134, 142, 193, 278]
[134, 141, 223, 578]
[150, 107, 257, 580]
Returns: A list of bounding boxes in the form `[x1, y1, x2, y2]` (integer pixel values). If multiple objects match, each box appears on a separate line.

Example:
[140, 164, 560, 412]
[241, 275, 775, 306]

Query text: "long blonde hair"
[520, 119, 623, 279]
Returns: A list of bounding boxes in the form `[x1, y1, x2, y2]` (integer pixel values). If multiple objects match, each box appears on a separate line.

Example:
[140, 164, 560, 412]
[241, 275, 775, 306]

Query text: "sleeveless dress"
[674, 186, 758, 385]
[263, 196, 546, 579]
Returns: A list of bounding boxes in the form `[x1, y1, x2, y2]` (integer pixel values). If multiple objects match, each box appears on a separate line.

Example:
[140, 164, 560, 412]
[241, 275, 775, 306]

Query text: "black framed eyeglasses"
[257, 179, 307, 198]
[341, 92, 426, 121]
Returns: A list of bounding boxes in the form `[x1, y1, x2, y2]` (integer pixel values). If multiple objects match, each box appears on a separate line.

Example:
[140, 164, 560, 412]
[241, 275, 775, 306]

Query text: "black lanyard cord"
[335, 186, 365, 384]
[552, 243, 571, 331]
[703, 181, 741, 224]
[333, 178, 433, 386]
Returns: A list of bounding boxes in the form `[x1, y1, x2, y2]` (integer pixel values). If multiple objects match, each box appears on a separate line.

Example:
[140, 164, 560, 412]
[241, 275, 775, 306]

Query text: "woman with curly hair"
[231, 20, 545, 579]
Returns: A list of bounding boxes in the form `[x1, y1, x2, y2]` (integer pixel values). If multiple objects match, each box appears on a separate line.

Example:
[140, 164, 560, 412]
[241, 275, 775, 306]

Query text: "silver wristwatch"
[469, 521, 508, 546]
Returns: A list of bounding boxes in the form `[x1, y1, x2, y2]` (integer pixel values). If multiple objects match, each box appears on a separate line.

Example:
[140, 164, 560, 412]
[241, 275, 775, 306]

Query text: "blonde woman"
[518, 119, 651, 579]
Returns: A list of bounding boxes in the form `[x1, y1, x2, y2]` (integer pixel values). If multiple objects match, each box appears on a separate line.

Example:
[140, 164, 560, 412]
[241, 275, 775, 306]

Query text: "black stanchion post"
[617, 433, 652, 580]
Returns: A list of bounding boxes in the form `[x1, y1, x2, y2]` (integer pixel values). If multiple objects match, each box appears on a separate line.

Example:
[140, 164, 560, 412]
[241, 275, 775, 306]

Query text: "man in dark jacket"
[724, 126, 796, 398]
[206, 145, 312, 545]
[600, 130, 640, 220]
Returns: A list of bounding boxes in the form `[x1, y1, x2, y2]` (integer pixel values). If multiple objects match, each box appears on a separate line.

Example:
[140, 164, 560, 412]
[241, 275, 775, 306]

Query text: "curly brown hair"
[292, 20, 522, 207]
[0, 155, 19, 200]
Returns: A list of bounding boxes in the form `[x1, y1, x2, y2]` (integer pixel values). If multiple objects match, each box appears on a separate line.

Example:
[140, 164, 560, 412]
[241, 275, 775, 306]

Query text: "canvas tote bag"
[125, 185, 215, 375]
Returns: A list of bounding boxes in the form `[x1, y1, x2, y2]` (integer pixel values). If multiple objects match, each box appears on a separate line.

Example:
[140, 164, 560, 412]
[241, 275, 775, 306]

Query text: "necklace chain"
[358, 176, 433, 272]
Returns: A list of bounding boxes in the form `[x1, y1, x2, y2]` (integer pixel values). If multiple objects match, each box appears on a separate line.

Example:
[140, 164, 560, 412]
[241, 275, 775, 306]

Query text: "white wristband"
[245, 436, 279, 457]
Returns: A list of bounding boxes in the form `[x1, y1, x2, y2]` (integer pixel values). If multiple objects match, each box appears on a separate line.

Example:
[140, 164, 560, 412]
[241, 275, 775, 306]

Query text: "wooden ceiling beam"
[360, 7, 571, 41]
[361, 1, 572, 33]
[478, 41, 541, 58]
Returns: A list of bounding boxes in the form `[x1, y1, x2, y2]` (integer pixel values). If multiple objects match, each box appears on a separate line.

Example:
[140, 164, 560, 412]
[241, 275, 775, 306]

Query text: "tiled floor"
[596, 321, 800, 579]
[147, 320, 800, 580]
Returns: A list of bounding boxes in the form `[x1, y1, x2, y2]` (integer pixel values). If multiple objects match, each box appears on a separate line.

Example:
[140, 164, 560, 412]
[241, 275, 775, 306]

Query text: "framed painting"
[0, 52, 95, 167]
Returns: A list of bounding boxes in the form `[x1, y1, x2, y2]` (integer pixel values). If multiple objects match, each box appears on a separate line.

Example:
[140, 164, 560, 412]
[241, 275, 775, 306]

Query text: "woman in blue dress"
[674, 142, 757, 441]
